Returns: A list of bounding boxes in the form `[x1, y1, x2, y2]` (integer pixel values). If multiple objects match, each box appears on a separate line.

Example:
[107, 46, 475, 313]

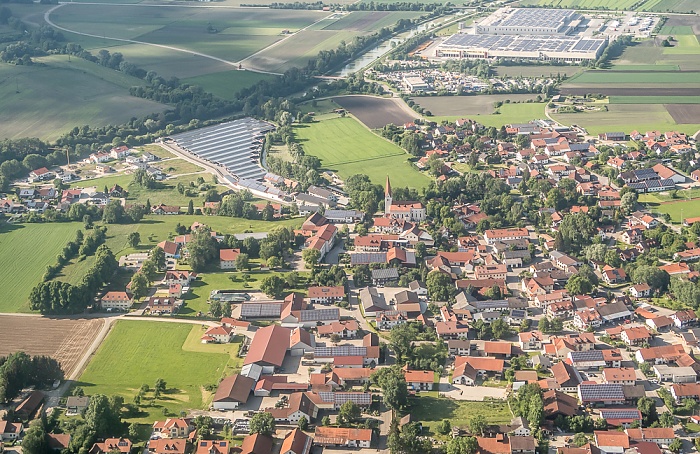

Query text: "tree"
[102, 200, 127, 224]
[249, 412, 275, 436]
[438, 419, 452, 435]
[188, 227, 218, 272]
[150, 247, 166, 271]
[337, 401, 361, 426]
[468, 414, 487, 436]
[632, 266, 670, 292]
[330, 333, 341, 345]
[129, 272, 149, 299]
[321, 416, 331, 426]
[353, 265, 371, 287]
[267, 256, 282, 269]
[371, 367, 408, 411]
[658, 411, 675, 428]
[235, 253, 250, 271]
[84, 394, 121, 437]
[127, 232, 140, 248]
[297, 416, 308, 431]
[566, 274, 594, 295]
[572, 433, 588, 447]
[491, 318, 511, 339]
[260, 275, 285, 298]
[389, 323, 419, 363]
[154, 378, 166, 397]
[668, 439, 682, 453]
[638, 396, 658, 427]
[128, 423, 139, 439]
[620, 191, 638, 214]
[302, 248, 321, 269]
[21, 420, 50, 454]
[447, 436, 478, 454]
[426, 269, 455, 301]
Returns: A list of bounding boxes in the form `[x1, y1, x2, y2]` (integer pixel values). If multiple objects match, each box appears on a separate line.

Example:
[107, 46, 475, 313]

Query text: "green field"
[0, 55, 167, 140]
[664, 34, 700, 55]
[78, 320, 241, 422]
[414, 94, 541, 117]
[183, 70, 277, 100]
[551, 104, 700, 136]
[517, 0, 696, 12]
[153, 159, 206, 176]
[433, 102, 547, 127]
[494, 65, 582, 78]
[294, 116, 430, 189]
[610, 96, 700, 104]
[408, 393, 512, 435]
[0, 223, 81, 312]
[641, 197, 700, 223]
[49, 4, 327, 78]
[568, 71, 700, 85]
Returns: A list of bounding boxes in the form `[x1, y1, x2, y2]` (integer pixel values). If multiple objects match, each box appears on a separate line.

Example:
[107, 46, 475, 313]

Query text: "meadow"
[0, 55, 166, 141]
[77, 320, 241, 422]
[182, 70, 277, 100]
[413, 94, 540, 117]
[494, 65, 582, 78]
[0, 223, 80, 312]
[551, 104, 700, 136]
[433, 102, 547, 127]
[408, 393, 512, 436]
[294, 116, 431, 189]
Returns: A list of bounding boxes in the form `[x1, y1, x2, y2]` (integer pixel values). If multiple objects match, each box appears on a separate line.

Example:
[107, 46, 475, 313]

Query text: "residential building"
[314, 427, 372, 448]
[100, 291, 133, 311]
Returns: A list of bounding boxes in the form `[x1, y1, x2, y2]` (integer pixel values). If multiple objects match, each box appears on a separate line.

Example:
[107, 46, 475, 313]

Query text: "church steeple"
[384, 175, 392, 215]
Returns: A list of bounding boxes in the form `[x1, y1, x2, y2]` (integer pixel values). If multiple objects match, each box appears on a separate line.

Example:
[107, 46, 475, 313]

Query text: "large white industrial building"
[436, 7, 608, 63]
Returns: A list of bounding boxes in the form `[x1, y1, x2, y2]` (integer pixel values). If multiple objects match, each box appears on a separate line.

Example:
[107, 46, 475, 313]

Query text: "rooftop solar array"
[569, 350, 605, 362]
[318, 392, 372, 405]
[599, 409, 641, 420]
[240, 302, 283, 318]
[299, 308, 340, 322]
[350, 252, 387, 265]
[440, 34, 607, 58]
[314, 346, 367, 357]
[169, 118, 275, 181]
[478, 8, 578, 34]
[579, 383, 625, 401]
[371, 268, 400, 279]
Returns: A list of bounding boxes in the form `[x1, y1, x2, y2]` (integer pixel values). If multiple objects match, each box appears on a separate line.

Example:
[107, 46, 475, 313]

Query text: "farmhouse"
[280, 428, 312, 454]
[212, 374, 255, 410]
[314, 427, 372, 448]
[100, 292, 133, 311]
[308, 286, 345, 304]
[201, 325, 234, 344]
[219, 249, 240, 269]
[0, 421, 22, 441]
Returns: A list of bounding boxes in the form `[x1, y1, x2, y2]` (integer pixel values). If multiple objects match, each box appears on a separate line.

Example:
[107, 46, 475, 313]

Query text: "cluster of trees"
[389, 322, 444, 371]
[388, 418, 432, 454]
[129, 246, 166, 299]
[258, 1, 450, 11]
[29, 244, 118, 314]
[0, 352, 63, 403]
[218, 191, 263, 220]
[43, 229, 84, 281]
[188, 226, 219, 272]
[371, 366, 408, 411]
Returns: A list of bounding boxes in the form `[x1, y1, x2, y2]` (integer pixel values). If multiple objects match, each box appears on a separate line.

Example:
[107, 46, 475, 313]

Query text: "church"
[384, 176, 426, 223]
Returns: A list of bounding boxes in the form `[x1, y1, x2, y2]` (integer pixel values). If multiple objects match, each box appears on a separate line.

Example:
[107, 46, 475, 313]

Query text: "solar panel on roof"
[299, 309, 340, 322]
[240, 302, 282, 318]
[569, 350, 604, 362]
[314, 346, 367, 357]
[600, 409, 641, 419]
[579, 383, 625, 401]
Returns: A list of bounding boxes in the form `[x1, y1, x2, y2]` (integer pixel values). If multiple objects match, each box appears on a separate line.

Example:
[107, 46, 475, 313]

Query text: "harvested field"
[663, 15, 700, 34]
[494, 65, 582, 78]
[333, 95, 418, 128]
[0, 316, 103, 376]
[666, 104, 700, 124]
[322, 11, 390, 31]
[412, 94, 539, 117]
[559, 87, 700, 97]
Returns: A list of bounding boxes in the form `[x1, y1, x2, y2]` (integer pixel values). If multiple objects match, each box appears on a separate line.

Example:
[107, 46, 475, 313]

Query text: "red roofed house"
[240, 434, 273, 454]
[219, 249, 240, 269]
[625, 428, 675, 446]
[100, 291, 133, 311]
[308, 286, 345, 305]
[201, 325, 234, 344]
[621, 326, 651, 346]
[89, 438, 132, 454]
[314, 427, 372, 448]
[280, 428, 312, 454]
[404, 369, 435, 391]
[152, 419, 194, 438]
[195, 440, 230, 454]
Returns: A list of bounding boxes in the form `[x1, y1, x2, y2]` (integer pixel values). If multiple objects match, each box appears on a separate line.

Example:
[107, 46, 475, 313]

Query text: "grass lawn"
[408, 393, 512, 435]
[434, 102, 547, 127]
[294, 116, 430, 189]
[183, 70, 277, 100]
[0, 55, 166, 140]
[0, 222, 81, 312]
[642, 198, 700, 224]
[684, 422, 700, 433]
[154, 159, 205, 175]
[78, 320, 241, 422]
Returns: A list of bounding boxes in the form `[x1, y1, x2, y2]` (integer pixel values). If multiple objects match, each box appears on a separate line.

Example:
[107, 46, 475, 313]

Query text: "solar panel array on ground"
[169, 118, 275, 181]
[314, 346, 366, 357]
[240, 302, 283, 318]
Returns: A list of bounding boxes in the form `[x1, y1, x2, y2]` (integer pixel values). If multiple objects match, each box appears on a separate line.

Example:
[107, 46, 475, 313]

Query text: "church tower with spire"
[384, 176, 392, 215]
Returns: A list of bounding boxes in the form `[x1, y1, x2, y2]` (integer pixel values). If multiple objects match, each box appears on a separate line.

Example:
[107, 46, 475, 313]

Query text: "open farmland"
[0, 316, 103, 377]
[48, 4, 327, 78]
[183, 70, 277, 100]
[294, 116, 430, 189]
[0, 55, 166, 141]
[551, 104, 700, 135]
[432, 102, 547, 127]
[78, 320, 240, 422]
[413, 94, 540, 117]
[0, 223, 88, 312]
[333, 95, 418, 128]
[494, 65, 582, 78]
[517, 0, 696, 12]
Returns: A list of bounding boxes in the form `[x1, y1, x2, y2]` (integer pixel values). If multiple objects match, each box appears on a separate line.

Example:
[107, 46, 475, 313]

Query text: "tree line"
[0, 352, 63, 404]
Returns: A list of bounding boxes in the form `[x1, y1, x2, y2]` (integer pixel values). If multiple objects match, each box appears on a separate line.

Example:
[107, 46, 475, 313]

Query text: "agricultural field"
[494, 65, 582, 78]
[551, 104, 700, 136]
[0, 55, 167, 141]
[182, 70, 277, 100]
[413, 94, 540, 117]
[408, 393, 512, 436]
[153, 159, 205, 176]
[244, 11, 422, 73]
[516, 0, 696, 12]
[433, 101, 548, 127]
[0, 316, 104, 376]
[77, 320, 240, 422]
[48, 4, 328, 78]
[566, 71, 700, 85]
[0, 222, 86, 312]
[294, 116, 431, 189]
[609, 96, 700, 104]
[333, 95, 419, 128]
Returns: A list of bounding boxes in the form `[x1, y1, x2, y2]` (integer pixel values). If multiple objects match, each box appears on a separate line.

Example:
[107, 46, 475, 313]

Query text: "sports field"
[0, 222, 81, 312]
[641, 198, 700, 223]
[294, 116, 430, 189]
[78, 320, 241, 422]
[0, 55, 166, 140]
